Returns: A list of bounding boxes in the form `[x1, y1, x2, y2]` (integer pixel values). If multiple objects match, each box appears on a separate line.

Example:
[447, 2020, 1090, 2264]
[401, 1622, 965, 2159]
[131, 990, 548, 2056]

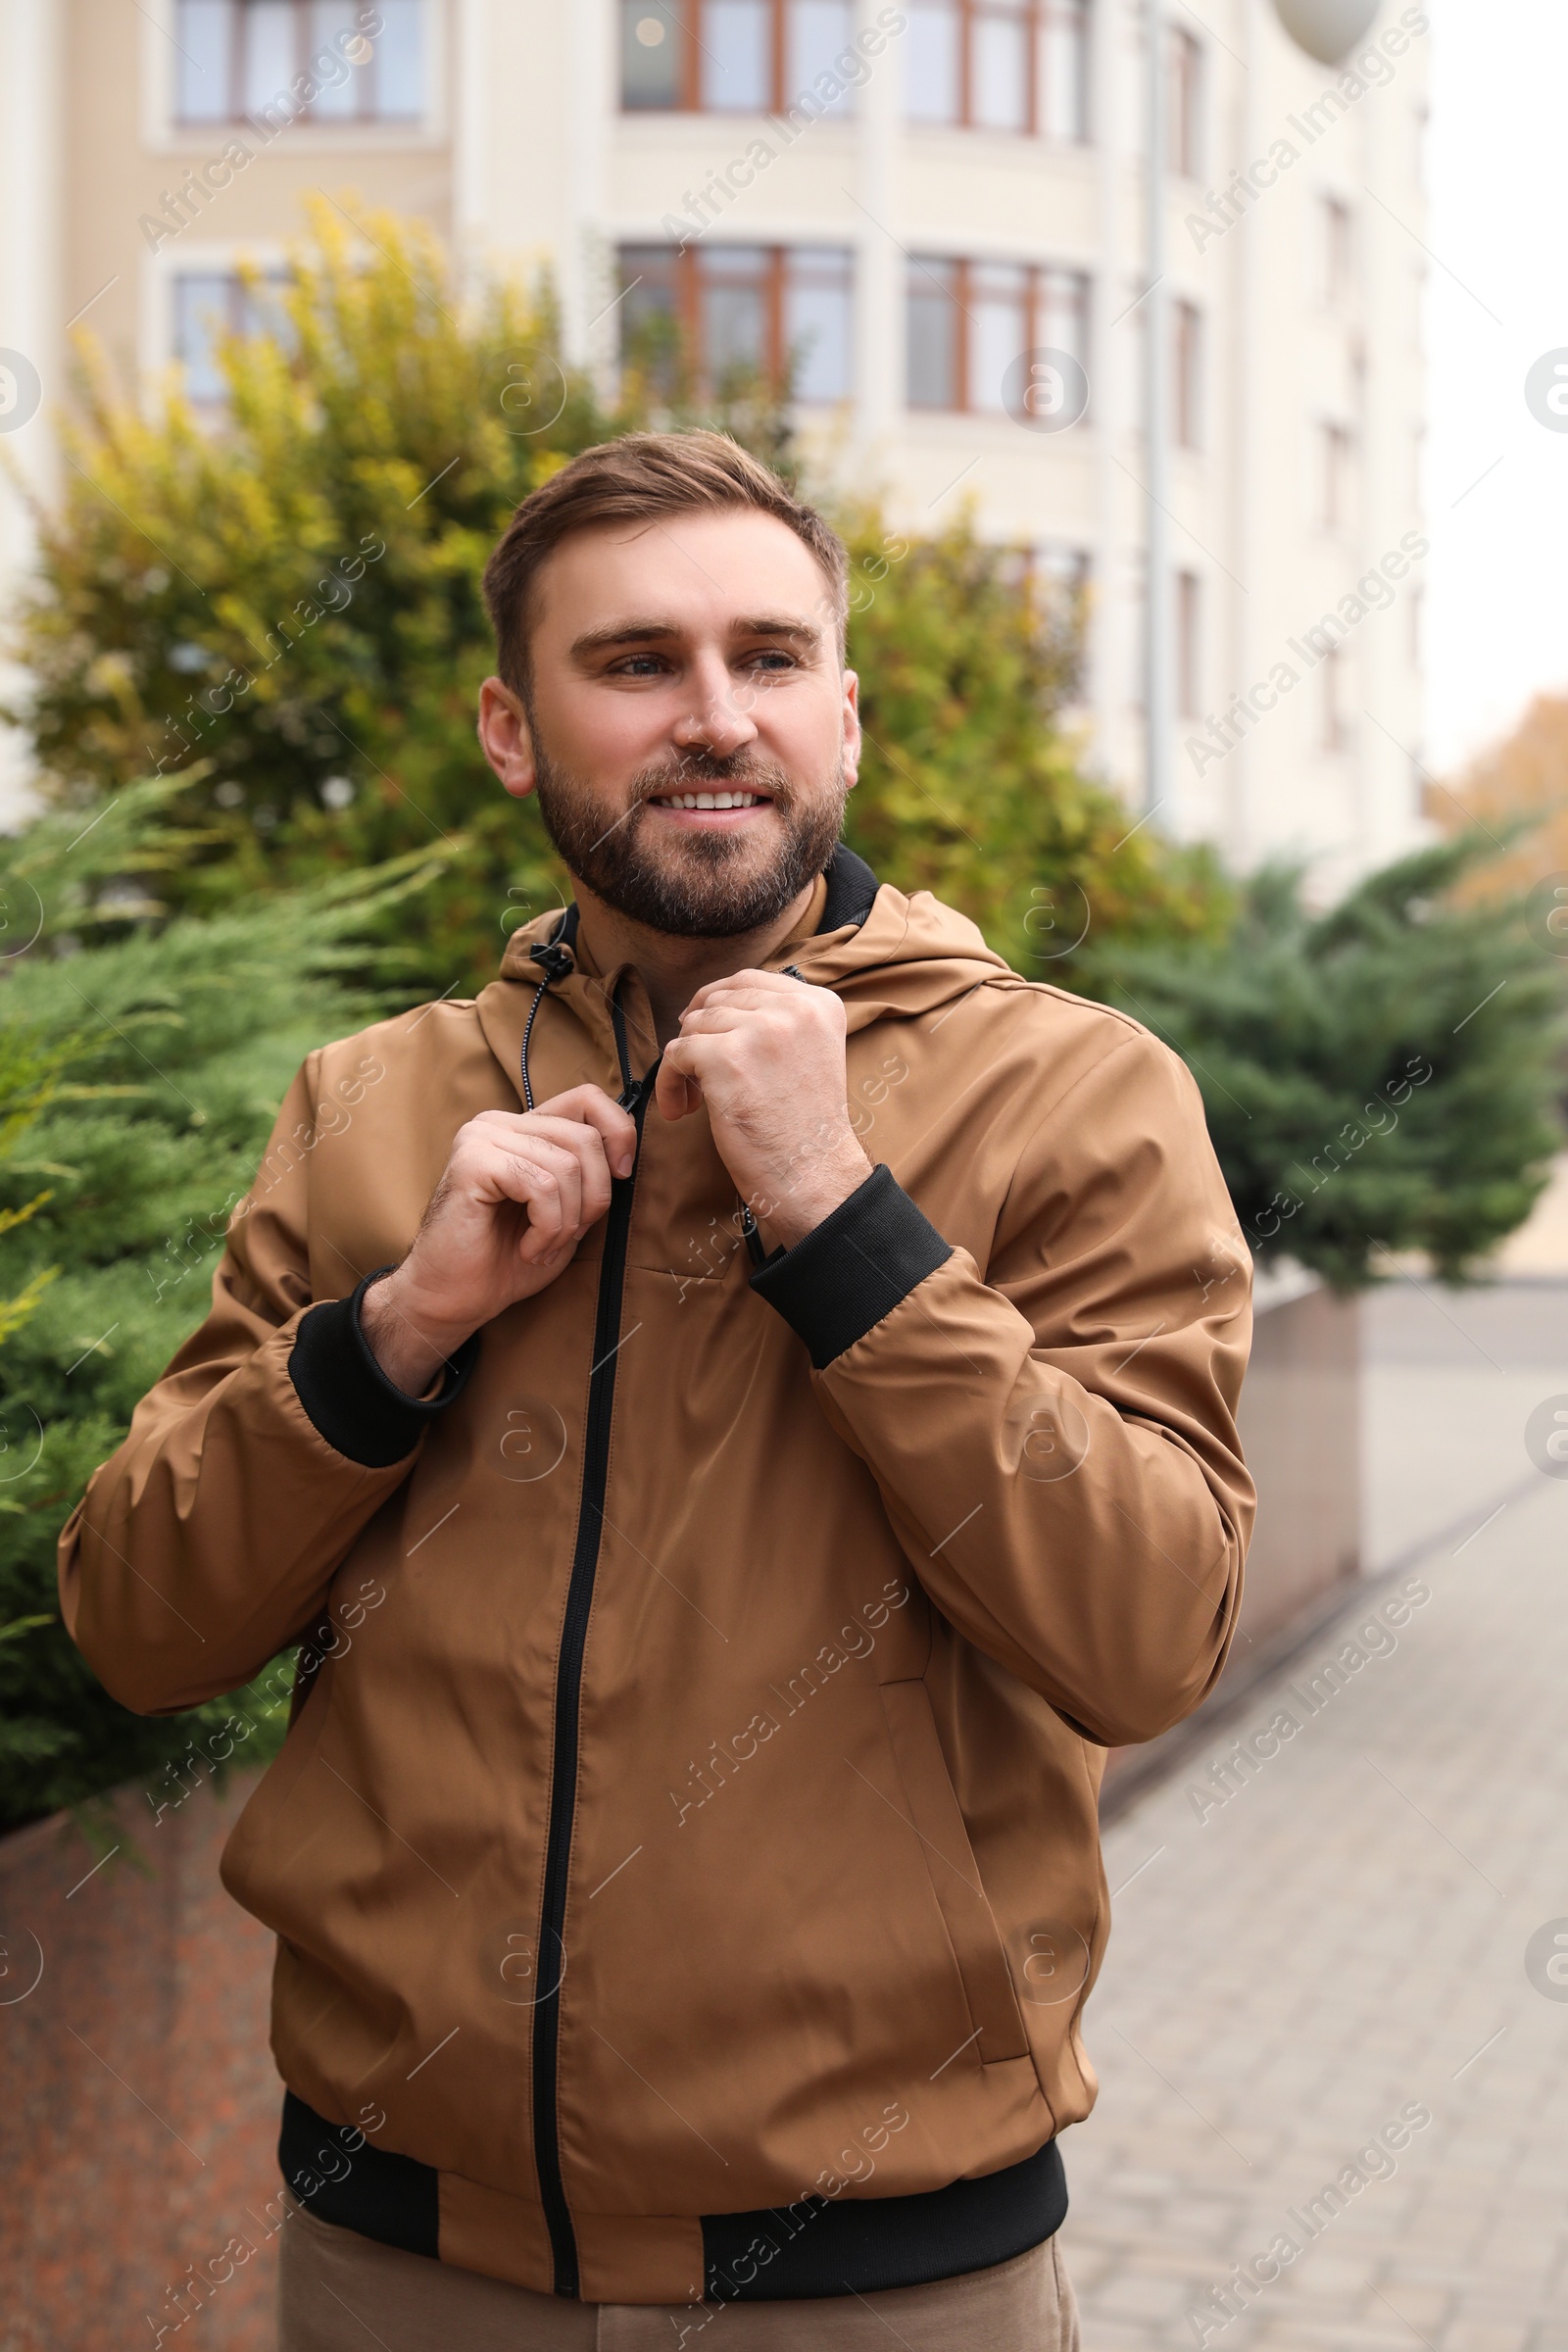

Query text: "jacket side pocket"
[879, 1679, 1028, 2065]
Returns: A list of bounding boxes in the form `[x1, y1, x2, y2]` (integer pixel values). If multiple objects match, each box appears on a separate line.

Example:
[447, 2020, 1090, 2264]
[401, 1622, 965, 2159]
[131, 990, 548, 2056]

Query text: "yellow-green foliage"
[7, 196, 1224, 997]
[842, 511, 1227, 977]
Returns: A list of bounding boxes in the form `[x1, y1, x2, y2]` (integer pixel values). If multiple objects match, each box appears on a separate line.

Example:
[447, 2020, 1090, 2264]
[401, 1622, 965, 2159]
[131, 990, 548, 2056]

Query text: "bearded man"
[62, 429, 1253, 2351]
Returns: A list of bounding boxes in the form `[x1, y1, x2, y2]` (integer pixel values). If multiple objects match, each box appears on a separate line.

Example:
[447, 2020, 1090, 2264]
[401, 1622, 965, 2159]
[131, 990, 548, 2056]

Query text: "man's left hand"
[656, 971, 873, 1250]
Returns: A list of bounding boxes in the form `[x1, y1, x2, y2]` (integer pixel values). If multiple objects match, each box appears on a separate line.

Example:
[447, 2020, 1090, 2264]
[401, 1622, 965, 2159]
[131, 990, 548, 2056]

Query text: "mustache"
[631, 749, 792, 805]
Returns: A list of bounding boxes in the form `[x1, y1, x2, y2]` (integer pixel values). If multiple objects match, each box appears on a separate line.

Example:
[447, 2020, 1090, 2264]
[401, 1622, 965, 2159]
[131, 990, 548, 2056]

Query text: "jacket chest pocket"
[879, 1680, 1029, 2065]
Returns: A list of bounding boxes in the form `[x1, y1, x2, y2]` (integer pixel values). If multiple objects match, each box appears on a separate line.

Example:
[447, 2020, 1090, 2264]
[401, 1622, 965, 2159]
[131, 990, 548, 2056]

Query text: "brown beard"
[529, 744, 847, 940]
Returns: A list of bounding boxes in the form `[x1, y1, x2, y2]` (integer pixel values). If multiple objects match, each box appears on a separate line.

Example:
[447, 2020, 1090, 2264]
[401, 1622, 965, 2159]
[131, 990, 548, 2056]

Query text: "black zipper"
[532, 1007, 657, 2297]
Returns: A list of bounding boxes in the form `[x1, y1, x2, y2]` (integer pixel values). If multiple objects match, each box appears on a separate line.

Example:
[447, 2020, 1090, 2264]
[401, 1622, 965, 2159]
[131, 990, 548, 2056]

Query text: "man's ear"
[841, 667, 862, 795]
[477, 676, 538, 801]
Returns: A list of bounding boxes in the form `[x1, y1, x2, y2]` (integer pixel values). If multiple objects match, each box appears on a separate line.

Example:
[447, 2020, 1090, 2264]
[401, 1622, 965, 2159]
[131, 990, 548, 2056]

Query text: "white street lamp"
[1272, 0, 1383, 66]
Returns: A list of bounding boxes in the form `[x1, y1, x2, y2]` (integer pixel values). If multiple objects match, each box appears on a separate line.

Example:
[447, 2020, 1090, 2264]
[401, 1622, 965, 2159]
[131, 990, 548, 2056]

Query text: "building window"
[617, 244, 853, 401]
[172, 270, 292, 403]
[1036, 542, 1090, 596]
[619, 0, 857, 114]
[174, 0, 423, 125]
[1320, 196, 1353, 304]
[621, 7, 682, 106]
[906, 1, 1089, 139]
[1320, 421, 1352, 529]
[1169, 28, 1201, 179]
[1175, 569, 1200, 716]
[906, 257, 1090, 413]
[1320, 644, 1347, 753]
[1042, 1, 1090, 139]
[1174, 300, 1201, 449]
[1035, 542, 1090, 694]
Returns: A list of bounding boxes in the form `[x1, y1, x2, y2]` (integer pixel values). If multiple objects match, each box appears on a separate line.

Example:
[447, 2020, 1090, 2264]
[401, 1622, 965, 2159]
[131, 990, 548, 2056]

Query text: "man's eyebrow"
[729, 614, 823, 646]
[568, 619, 681, 658]
[567, 613, 825, 660]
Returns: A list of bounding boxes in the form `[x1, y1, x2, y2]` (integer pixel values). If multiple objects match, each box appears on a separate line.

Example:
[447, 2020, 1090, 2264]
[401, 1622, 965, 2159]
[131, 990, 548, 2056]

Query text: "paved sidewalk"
[1059, 1280, 1568, 2350]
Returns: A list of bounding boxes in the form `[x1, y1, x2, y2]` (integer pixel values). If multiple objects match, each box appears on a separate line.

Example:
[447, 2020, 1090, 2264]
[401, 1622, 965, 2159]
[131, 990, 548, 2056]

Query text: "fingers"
[532, 1083, 639, 1178]
[682, 972, 810, 1017]
[655, 1047, 704, 1123]
[457, 1111, 619, 1253]
[674, 1004, 785, 1036]
[679, 973, 846, 1041]
[498, 1134, 589, 1259]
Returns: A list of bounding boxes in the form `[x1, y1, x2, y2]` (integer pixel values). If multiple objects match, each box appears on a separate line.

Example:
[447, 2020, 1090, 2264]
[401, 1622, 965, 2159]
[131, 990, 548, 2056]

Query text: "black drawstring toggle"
[529, 939, 575, 982]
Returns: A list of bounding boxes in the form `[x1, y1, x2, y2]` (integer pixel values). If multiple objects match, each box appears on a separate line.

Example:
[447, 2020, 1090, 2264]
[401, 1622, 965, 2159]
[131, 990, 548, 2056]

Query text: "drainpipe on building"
[1143, 0, 1171, 825]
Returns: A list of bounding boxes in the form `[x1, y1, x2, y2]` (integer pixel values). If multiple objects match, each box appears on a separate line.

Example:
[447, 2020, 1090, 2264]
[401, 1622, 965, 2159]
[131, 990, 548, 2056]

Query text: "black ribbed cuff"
[750, 1165, 953, 1370]
[288, 1269, 480, 1469]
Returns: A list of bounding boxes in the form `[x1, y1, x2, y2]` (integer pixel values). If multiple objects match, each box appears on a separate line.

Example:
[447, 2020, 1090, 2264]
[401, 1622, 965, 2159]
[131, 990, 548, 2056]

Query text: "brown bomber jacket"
[60, 847, 1253, 2307]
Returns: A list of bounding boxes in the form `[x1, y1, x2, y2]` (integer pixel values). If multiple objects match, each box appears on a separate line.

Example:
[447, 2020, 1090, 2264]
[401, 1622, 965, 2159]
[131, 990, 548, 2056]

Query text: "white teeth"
[659, 791, 763, 810]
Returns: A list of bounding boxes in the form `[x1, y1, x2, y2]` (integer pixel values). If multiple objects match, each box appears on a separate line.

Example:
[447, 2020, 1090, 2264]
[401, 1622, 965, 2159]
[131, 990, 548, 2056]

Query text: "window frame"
[169, 0, 428, 129]
[1041, 0, 1091, 141]
[1320, 643, 1348, 754]
[1169, 26, 1202, 182]
[1033, 541, 1092, 696]
[160, 252, 295, 406]
[1175, 568, 1201, 718]
[956, 0, 1041, 139]
[1320, 419, 1353, 532]
[905, 0, 1092, 141]
[616, 241, 855, 404]
[1173, 299, 1202, 451]
[619, 0, 860, 117]
[1320, 195, 1354, 307]
[906, 255, 1092, 416]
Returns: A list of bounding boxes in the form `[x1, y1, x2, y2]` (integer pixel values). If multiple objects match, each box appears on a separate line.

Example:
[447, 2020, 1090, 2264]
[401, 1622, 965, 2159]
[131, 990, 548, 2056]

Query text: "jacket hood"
[492, 846, 1014, 1043]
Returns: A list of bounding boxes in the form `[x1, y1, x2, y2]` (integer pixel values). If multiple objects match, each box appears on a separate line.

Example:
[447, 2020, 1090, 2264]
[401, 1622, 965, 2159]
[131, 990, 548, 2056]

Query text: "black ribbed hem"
[276, 2091, 1065, 2301]
[750, 1165, 952, 1370]
[279, 2090, 439, 2257]
[704, 2137, 1066, 2302]
[288, 1268, 480, 1469]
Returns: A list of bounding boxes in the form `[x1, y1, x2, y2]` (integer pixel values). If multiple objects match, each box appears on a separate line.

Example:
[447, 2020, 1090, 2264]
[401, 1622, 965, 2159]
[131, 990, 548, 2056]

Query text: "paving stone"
[1440, 2328, 1540, 2352]
[1366, 2278, 1457, 2328]
[1067, 1296, 1568, 2348]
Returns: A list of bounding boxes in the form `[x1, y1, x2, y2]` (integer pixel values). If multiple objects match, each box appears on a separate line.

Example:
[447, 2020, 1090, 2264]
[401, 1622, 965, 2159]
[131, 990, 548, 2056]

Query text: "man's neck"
[572, 880, 820, 1050]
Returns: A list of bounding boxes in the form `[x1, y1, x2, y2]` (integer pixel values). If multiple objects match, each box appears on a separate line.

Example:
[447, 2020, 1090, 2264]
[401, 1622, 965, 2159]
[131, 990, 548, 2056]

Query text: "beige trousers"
[276, 2191, 1081, 2351]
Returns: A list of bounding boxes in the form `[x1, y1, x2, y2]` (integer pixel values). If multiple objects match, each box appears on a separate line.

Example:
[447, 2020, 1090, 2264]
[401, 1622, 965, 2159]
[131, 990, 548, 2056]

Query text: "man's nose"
[670, 654, 760, 759]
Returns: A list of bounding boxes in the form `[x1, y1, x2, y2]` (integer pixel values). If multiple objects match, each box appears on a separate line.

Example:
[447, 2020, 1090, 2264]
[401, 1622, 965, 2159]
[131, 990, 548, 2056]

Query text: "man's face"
[477, 508, 860, 939]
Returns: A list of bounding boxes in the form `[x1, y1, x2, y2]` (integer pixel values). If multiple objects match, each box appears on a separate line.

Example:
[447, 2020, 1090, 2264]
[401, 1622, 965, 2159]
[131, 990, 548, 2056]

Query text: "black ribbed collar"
[816, 843, 880, 933]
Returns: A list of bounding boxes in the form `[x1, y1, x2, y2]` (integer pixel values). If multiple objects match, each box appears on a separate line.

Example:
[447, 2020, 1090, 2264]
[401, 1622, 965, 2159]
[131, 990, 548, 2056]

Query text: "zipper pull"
[616, 1055, 662, 1120]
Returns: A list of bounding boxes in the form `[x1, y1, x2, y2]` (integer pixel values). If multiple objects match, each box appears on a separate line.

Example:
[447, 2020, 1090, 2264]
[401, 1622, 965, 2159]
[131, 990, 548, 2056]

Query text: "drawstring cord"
[519, 907, 579, 1111]
[518, 978, 548, 1113]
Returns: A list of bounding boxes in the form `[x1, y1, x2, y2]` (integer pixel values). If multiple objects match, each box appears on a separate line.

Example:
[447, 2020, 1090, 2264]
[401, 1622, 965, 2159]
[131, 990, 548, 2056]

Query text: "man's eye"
[612, 655, 667, 676]
[748, 650, 797, 671]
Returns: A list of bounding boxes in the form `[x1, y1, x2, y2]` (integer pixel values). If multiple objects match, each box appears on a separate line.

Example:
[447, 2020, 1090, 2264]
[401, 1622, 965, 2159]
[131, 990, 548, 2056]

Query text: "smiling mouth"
[647, 790, 772, 811]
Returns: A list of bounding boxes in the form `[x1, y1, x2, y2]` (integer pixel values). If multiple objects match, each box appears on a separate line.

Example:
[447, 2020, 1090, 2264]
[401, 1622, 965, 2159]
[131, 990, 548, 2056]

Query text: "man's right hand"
[360, 1085, 638, 1396]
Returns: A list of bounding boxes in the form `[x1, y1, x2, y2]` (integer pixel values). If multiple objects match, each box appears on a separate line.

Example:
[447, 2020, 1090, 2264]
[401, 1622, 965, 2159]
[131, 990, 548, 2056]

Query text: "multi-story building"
[0, 0, 1428, 889]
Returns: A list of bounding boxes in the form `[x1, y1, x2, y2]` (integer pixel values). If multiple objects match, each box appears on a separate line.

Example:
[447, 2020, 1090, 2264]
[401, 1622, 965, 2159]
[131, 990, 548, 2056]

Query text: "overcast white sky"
[1425, 0, 1568, 774]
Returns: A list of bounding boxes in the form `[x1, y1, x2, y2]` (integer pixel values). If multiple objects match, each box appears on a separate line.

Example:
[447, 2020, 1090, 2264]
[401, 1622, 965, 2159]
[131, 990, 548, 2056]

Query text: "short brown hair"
[481, 429, 850, 695]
